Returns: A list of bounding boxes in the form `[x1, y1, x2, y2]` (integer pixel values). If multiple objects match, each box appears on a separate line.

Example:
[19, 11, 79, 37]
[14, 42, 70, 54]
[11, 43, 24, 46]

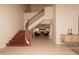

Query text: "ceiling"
[35, 24, 50, 29]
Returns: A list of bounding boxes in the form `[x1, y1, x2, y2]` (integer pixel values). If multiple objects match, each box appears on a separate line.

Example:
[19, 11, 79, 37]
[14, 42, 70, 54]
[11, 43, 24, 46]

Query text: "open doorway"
[32, 24, 50, 38]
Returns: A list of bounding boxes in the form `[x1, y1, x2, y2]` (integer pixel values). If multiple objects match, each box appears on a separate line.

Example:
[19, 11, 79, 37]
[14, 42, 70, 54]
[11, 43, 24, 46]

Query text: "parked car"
[34, 29, 49, 36]
[34, 31, 40, 36]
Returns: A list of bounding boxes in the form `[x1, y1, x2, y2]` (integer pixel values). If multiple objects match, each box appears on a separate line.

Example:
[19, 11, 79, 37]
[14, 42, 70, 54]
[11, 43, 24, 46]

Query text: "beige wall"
[49, 19, 53, 39]
[51, 5, 56, 43]
[44, 7, 53, 19]
[23, 4, 31, 12]
[56, 4, 79, 44]
[30, 4, 53, 12]
[0, 4, 29, 48]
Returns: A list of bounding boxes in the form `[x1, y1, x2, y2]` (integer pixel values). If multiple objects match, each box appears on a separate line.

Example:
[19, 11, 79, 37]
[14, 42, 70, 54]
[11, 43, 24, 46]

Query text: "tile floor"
[0, 37, 76, 55]
[66, 45, 79, 55]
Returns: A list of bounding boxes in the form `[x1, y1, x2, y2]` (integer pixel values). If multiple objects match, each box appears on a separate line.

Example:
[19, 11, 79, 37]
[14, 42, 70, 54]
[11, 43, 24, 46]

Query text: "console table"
[60, 34, 79, 45]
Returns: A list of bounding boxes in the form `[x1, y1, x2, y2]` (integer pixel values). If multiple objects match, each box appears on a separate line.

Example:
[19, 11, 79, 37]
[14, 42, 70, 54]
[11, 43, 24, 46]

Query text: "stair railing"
[29, 8, 44, 25]
[25, 8, 44, 46]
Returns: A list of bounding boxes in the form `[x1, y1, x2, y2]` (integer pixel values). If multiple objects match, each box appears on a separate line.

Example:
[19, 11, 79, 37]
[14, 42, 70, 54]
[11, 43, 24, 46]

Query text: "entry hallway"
[0, 37, 76, 55]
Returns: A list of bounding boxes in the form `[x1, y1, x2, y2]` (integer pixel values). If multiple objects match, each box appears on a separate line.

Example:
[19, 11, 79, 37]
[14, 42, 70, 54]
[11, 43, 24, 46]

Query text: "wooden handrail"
[29, 9, 44, 21]
[25, 20, 29, 30]
[25, 8, 44, 30]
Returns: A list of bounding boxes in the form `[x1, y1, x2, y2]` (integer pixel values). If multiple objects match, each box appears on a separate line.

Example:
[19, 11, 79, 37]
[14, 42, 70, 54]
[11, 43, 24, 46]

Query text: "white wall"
[56, 4, 79, 44]
[0, 4, 28, 48]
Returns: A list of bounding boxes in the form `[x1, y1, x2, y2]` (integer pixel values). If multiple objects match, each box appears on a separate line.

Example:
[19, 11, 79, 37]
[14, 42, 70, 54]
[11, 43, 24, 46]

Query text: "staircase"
[7, 30, 29, 46]
[28, 9, 44, 30]
[7, 7, 53, 46]
[24, 7, 53, 30]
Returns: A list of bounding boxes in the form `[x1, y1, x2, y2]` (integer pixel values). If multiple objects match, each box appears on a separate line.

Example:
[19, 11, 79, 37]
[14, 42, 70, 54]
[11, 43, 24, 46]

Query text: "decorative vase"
[68, 29, 72, 35]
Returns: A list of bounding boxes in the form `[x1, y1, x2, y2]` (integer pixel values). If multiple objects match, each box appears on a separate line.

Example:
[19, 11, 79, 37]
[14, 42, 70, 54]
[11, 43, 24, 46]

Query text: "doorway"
[32, 24, 50, 38]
